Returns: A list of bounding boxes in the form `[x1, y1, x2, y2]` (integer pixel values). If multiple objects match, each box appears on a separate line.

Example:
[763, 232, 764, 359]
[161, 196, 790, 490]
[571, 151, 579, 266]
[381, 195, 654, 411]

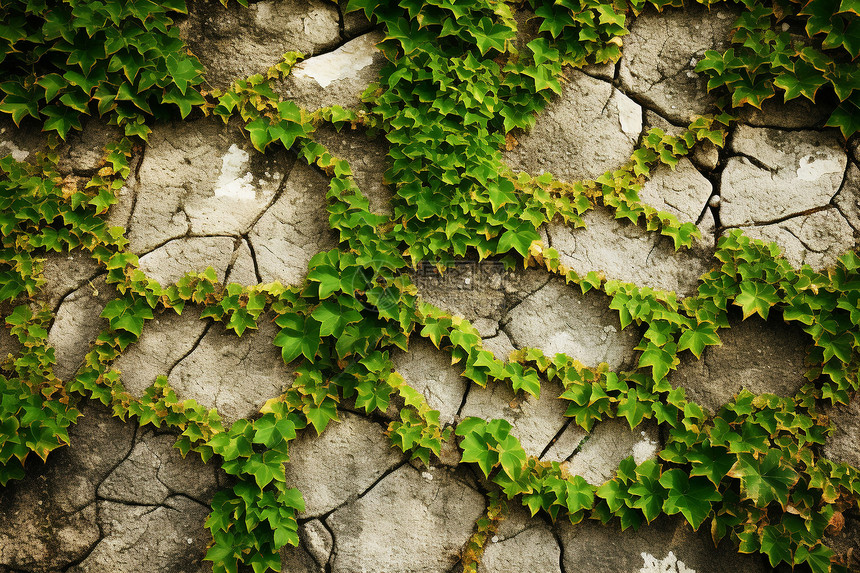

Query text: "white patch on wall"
[1, 140, 30, 162]
[292, 34, 378, 88]
[632, 430, 658, 464]
[214, 144, 256, 200]
[615, 91, 642, 136]
[796, 154, 843, 182]
[639, 551, 695, 573]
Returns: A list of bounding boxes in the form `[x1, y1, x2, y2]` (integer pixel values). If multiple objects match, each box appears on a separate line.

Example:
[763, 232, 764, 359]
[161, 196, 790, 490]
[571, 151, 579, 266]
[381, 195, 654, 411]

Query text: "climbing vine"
[0, 0, 858, 572]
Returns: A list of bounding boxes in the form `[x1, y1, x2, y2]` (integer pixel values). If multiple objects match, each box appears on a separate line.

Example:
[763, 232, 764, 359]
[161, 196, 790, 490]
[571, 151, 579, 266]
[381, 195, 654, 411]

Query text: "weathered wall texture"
[1, 1, 858, 572]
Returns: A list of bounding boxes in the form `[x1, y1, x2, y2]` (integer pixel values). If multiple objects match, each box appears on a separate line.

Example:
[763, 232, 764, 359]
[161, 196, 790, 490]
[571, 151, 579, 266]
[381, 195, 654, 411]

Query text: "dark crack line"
[47, 270, 107, 329]
[242, 154, 294, 235]
[94, 496, 162, 508]
[59, 520, 104, 573]
[835, 204, 860, 233]
[782, 225, 828, 254]
[313, 518, 337, 571]
[335, 0, 346, 41]
[242, 234, 265, 284]
[121, 144, 146, 230]
[132, 234, 193, 260]
[552, 525, 568, 573]
[455, 381, 472, 419]
[498, 321, 524, 351]
[538, 417, 575, 461]
[166, 492, 213, 511]
[728, 151, 778, 174]
[830, 161, 853, 205]
[316, 460, 409, 523]
[613, 86, 689, 131]
[165, 321, 212, 380]
[94, 422, 138, 491]
[500, 274, 553, 328]
[736, 122, 836, 133]
[323, 510, 339, 573]
[124, 144, 147, 237]
[723, 204, 834, 230]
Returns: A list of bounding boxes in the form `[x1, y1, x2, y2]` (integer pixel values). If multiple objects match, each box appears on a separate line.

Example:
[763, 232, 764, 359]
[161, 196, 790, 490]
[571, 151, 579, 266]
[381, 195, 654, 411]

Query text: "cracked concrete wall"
[1, 2, 859, 573]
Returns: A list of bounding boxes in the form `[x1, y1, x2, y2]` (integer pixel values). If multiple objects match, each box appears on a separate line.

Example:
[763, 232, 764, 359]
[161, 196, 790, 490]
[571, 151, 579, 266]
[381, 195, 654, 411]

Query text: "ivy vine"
[0, 0, 858, 572]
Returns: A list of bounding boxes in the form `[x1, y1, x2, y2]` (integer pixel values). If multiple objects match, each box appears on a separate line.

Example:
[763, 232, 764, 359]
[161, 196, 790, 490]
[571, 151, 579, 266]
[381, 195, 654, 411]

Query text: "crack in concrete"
[242, 155, 295, 236]
[122, 144, 146, 236]
[781, 223, 828, 255]
[47, 270, 107, 331]
[614, 85, 687, 131]
[499, 274, 553, 330]
[538, 416, 575, 461]
[728, 151, 779, 174]
[242, 233, 264, 284]
[552, 523, 568, 573]
[455, 382, 472, 419]
[52, 418, 139, 573]
[316, 460, 409, 524]
[723, 203, 834, 229]
[165, 321, 213, 381]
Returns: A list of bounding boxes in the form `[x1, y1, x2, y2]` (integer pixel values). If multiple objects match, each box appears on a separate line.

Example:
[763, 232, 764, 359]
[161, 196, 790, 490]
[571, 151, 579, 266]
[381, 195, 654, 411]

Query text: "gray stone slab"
[671, 315, 809, 413]
[248, 162, 338, 286]
[567, 418, 660, 486]
[69, 496, 211, 573]
[326, 465, 485, 573]
[479, 523, 561, 573]
[48, 276, 115, 381]
[113, 307, 208, 396]
[37, 251, 102, 310]
[180, 0, 340, 90]
[138, 236, 237, 288]
[736, 96, 831, 129]
[558, 516, 767, 573]
[275, 31, 386, 111]
[502, 276, 640, 369]
[392, 339, 468, 426]
[283, 411, 404, 517]
[482, 330, 516, 363]
[98, 430, 220, 506]
[740, 208, 855, 270]
[721, 126, 846, 226]
[0, 401, 134, 571]
[505, 70, 641, 182]
[128, 118, 292, 253]
[637, 159, 711, 225]
[167, 316, 290, 425]
[281, 543, 322, 573]
[547, 208, 713, 298]
[619, 4, 738, 124]
[459, 380, 568, 457]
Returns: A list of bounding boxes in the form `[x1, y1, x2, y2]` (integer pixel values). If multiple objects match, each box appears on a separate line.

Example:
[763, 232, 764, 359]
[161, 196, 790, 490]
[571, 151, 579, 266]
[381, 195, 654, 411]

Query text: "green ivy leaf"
[677, 322, 721, 358]
[659, 469, 721, 530]
[727, 449, 799, 508]
[734, 281, 780, 320]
